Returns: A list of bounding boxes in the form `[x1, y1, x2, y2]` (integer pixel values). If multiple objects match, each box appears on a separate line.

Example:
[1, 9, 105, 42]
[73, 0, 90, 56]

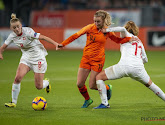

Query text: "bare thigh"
[77, 68, 90, 88]
[14, 63, 30, 84]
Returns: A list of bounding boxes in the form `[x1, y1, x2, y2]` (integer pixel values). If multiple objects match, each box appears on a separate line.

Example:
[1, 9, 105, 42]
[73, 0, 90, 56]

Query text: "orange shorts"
[79, 55, 105, 72]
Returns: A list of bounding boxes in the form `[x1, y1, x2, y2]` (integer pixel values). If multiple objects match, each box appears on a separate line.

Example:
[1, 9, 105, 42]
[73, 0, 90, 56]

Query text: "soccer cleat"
[45, 78, 51, 93]
[107, 84, 112, 100]
[94, 103, 110, 109]
[81, 98, 93, 108]
[5, 102, 16, 108]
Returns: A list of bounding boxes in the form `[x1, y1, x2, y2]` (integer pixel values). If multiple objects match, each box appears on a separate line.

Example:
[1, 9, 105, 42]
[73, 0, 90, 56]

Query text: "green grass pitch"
[0, 50, 165, 125]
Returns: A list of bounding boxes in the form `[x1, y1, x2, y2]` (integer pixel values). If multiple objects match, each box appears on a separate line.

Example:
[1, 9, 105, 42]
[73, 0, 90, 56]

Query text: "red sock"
[78, 85, 90, 100]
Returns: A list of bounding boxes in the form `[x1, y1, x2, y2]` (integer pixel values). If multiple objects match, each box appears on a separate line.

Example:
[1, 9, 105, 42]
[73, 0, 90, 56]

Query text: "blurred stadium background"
[0, 0, 165, 50]
[0, 1, 165, 125]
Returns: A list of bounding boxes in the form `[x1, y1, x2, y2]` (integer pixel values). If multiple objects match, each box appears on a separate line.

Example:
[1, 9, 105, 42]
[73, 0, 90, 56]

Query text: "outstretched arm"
[39, 34, 59, 50]
[0, 44, 8, 60]
[109, 32, 131, 44]
[59, 24, 93, 49]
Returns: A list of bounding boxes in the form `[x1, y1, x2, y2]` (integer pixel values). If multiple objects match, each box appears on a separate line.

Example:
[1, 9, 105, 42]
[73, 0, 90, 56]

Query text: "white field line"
[0, 74, 165, 83]
[0, 77, 77, 83]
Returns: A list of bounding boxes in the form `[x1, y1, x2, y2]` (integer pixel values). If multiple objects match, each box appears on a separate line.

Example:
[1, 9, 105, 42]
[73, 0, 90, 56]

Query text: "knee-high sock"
[78, 85, 90, 100]
[43, 80, 49, 89]
[12, 83, 21, 104]
[149, 82, 165, 101]
[96, 80, 108, 105]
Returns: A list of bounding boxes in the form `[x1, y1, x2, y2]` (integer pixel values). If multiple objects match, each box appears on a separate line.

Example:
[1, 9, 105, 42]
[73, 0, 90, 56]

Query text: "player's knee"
[35, 83, 43, 90]
[89, 83, 97, 90]
[14, 75, 22, 83]
[77, 81, 85, 88]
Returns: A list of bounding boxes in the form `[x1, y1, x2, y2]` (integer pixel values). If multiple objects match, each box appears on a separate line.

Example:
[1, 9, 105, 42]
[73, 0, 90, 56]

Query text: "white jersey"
[5, 27, 48, 64]
[106, 27, 148, 67]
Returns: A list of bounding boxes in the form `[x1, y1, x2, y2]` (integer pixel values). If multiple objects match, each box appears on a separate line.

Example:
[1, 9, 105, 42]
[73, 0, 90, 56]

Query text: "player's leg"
[147, 79, 165, 101]
[94, 65, 124, 109]
[130, 67, 165, 101]
[94, 68, 112, 109]
[34, 73, 50, 91]
[5, 63, 30, 107]
[33, 59, 50, 93]
[77, 68, 92, 108]
[90, 58, 111, 99]
[88, 69, 99, 90]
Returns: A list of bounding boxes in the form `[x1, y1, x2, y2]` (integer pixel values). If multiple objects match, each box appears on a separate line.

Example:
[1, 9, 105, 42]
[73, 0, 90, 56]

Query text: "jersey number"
[132, 42, 142, 58]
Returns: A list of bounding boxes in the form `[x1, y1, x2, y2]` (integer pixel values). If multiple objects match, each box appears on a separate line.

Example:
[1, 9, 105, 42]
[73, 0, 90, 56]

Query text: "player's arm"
[39, 34, 59, 50]
[59, 24, 92, 48]
[141, 43, 148, 64]
[104, 27, 127, 37]
[108, 32, 131, 44]
[103, 27, 131, 44]
[0, 44, 8, 60]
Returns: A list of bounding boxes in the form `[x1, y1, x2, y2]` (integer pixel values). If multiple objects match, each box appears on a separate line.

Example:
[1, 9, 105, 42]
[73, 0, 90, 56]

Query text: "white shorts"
[19, 58, 47, 73]
[105, 64, 150, 85]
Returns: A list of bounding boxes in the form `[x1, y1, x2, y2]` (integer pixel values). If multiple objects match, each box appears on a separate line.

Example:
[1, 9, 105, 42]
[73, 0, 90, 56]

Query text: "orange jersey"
[61, 23, 131, 59]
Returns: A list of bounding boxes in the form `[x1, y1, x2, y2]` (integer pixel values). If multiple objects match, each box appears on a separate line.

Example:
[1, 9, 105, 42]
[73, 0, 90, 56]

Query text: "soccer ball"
[32, 97, 47, 111]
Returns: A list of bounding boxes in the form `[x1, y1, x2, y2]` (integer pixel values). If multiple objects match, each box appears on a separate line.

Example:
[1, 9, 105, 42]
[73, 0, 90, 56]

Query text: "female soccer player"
[0, 13, 60, 107]
[58, 10, 131, 108]
[94, 21, 165, 109]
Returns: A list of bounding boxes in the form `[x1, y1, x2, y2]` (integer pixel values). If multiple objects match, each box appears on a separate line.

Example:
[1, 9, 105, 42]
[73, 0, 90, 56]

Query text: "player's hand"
[130, 36, 140, 42]
[56, 44, 64, 50]
[0, 53, 3, 60]
[101, 28, 107, 33]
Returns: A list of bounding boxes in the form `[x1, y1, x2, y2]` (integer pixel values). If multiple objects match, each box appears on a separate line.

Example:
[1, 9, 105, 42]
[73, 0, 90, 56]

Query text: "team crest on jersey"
[34, 32, 37, 37]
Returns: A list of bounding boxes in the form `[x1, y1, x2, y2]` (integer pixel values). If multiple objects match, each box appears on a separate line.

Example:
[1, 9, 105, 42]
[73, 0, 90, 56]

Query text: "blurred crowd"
[1, 0, 165, 12]
[0, 0, 165, 27]
[32, 0, 165, 11]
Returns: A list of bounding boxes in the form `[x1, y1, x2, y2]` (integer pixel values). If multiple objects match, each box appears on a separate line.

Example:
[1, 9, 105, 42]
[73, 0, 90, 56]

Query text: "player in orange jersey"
[58, 10, 131, 108]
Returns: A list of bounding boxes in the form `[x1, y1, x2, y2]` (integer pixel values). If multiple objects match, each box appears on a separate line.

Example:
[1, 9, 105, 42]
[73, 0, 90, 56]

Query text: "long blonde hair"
[124, 21, 139, 36]
[94, 10, 112, 27]
[10, 13, 20, 24]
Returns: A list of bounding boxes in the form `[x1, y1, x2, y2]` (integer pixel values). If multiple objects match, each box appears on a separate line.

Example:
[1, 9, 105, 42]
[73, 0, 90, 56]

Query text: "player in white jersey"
[0, 13, 60, 107]
[94, 21, 165, 109]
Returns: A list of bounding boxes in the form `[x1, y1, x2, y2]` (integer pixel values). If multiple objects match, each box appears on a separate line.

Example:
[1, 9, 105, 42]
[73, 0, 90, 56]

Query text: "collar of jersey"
[17, 32, 23, 36]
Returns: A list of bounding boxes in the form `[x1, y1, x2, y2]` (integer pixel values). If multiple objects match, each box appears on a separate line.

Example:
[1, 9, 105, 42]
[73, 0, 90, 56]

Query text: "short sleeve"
[4, 33, 13, 45]
[28, 28, 40, 39]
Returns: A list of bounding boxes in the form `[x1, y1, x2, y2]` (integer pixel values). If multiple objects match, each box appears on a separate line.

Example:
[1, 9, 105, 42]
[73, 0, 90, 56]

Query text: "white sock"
[96, 80, 109, 106]
[149, 82, 165, 101]
[12, 83, 21, 104]
[43, 80, 49, 89]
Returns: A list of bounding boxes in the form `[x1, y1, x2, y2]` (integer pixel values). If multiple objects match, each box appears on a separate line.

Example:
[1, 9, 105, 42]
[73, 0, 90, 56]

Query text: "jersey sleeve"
[28, 28, 40, 39]
[108, 32, 131, 44]
[141, 42, 148, 64]
[61, 24, 92, 46]
[106, 27, 129, 38]
[4, 33, 13, 45]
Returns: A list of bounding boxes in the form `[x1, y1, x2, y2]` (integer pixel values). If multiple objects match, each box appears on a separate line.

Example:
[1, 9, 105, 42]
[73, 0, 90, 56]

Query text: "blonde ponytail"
[11, 13, 16, 19]
[10, 13, 20, 24]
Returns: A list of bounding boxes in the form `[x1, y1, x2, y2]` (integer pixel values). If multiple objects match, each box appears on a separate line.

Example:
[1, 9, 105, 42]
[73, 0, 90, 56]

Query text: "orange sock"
[106, 85, 109, 90]
[78, 85, 90, 100]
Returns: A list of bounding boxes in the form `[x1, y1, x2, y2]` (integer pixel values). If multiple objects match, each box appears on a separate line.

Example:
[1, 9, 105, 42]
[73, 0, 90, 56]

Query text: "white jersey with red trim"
[106, 27, 148, 67]
[5, 27, 48, 64]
